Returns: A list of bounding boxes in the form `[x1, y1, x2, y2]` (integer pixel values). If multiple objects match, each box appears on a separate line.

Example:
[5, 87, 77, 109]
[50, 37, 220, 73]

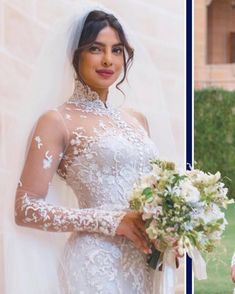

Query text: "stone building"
[0, 1, 185, 293]
[195, 0, 235, 90]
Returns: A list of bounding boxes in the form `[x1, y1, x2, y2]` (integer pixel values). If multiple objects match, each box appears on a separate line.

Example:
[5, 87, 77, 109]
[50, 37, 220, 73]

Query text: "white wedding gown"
[15, 81, 159, 294]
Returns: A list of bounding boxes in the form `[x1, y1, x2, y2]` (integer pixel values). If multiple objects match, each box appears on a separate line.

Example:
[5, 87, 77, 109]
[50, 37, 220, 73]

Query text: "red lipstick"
[96, 69, 114, 78]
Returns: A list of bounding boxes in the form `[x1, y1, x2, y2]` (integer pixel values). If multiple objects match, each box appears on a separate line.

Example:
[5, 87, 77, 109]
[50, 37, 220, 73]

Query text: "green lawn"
[195, 203, 235, 294]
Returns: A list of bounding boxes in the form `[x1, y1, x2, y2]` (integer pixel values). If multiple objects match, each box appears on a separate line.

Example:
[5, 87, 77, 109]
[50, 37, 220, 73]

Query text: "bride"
[1, 4, 181, 294]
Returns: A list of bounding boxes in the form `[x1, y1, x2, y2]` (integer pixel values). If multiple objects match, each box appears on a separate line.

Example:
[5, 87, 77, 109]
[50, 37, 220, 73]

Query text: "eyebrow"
[92, 41, 124, 47]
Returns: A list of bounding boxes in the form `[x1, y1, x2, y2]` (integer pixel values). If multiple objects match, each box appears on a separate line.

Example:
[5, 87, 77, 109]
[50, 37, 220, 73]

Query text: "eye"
[88, 45, 101, 53]
[112, 47, 124, 55]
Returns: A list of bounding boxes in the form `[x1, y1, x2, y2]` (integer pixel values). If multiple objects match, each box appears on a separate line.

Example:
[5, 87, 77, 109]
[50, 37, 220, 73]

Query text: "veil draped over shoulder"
[0, 2, 180, 293]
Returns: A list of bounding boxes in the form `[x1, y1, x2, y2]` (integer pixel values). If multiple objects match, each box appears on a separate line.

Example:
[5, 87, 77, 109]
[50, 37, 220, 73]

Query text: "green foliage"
[142, 187, 153, 200]
[129, 197, 142, 210]
[151, 159, 175, 170]
[194, 88, 235, 199]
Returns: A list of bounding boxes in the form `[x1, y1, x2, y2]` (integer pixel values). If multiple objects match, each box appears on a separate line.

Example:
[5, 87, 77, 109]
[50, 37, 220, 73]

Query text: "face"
[78, 26, 124, 96]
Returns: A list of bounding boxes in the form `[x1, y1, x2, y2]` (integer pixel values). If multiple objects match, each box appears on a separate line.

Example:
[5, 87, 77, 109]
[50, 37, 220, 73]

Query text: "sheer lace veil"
[0, 3, 176, 293]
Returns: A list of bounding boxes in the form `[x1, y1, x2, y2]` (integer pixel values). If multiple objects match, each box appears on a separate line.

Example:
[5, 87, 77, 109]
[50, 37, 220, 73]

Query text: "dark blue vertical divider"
[186, 0, 193, 293]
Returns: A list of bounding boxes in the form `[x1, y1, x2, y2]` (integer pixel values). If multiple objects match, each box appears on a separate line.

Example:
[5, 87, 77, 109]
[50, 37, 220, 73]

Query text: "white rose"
[188, 170, 221, 187]
[199, 171, 220, 186]
[180, 180, 200, 203]
[209, 230, 222, 240]
[198, 204, 225, 223]
[140, 174, 157, 189]
[205, 172, 221, 186]
[152, 164, 162, 176]
[142, 204, 162, 220]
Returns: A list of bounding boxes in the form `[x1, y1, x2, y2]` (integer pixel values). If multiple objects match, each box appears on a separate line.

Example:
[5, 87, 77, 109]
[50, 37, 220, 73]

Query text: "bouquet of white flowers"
[129, 159, 231, 292]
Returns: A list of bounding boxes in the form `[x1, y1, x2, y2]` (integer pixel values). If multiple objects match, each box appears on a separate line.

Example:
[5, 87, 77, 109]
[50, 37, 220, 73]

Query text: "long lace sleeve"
[15, 110, 126, 236]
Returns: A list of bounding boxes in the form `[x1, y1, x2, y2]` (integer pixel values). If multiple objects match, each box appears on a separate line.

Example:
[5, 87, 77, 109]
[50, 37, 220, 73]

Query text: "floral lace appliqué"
[35, 136, 43, 149]
[43, 150, 53, 169]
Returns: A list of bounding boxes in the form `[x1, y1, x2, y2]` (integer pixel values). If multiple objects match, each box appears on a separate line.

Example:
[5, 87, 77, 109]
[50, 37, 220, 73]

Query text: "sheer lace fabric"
[15, 81, 159, 293]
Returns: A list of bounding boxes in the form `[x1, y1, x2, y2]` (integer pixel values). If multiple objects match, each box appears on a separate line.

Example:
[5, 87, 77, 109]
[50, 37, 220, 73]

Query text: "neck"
[91, 87, 109, 103]
[72, 80, 110, 107]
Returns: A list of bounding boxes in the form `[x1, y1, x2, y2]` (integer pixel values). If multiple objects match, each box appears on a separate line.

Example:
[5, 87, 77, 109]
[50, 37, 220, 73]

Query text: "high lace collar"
[68, 80, 109, 109]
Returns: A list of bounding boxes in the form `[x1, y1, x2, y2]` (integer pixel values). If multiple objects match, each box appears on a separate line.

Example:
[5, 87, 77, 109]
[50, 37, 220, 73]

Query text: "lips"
[96, 69, 114, 78]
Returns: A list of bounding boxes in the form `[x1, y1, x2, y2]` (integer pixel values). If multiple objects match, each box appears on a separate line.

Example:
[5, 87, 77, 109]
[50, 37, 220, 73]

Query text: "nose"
[102, 50, 113, 67]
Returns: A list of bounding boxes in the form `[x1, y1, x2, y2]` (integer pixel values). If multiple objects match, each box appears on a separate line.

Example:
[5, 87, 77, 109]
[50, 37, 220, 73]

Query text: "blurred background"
[194, 0, 235, 293]
[195, 0, 235, 90]
[0, 0, 185, 293]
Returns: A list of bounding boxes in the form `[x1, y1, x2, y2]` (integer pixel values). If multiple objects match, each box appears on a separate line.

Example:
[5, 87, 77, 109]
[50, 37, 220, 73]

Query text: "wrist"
[114, 211, 127, 236]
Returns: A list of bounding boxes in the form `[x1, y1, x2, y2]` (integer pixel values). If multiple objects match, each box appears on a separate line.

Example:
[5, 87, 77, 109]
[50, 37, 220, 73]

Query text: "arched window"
[207, 0, 235, 64]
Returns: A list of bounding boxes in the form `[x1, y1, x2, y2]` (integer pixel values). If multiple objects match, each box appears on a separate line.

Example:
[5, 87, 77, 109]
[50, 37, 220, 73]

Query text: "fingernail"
[149, 248, 152, 254]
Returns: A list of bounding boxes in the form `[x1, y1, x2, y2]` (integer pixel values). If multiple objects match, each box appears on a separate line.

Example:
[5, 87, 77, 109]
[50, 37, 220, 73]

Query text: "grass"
[194, 203, 235, 294]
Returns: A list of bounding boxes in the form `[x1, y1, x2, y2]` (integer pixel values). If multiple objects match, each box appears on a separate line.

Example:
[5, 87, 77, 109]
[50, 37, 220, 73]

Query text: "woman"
[15, 9, 159, 293]
[2, 5, 178, 294]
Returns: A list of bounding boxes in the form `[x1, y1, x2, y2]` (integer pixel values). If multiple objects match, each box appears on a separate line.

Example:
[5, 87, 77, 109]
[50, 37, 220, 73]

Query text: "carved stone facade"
[195, 0, 235, 90]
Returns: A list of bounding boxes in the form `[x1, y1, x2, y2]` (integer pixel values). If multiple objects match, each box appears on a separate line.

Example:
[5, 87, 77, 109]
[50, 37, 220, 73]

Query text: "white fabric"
[231, 251, 235, 267]
[15, 80, 159, 293]
[186, 243, 207, 280]
[0, 2, 177, 293]
[153, 248, 176, 294]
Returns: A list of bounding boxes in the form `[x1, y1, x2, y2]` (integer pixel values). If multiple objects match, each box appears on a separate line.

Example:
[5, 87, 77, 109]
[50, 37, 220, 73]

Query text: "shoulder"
[122, 107, 150, 135]
[122, 107, 147, 123]
[36, 109, 69, 134]
[35, 109, 68, 144]
[38, 109, 62, 125]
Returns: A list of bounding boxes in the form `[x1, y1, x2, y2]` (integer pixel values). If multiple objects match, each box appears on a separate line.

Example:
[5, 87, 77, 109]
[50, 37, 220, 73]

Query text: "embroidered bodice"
[14, 82, 160, 293]
[15, 81, 158, 236]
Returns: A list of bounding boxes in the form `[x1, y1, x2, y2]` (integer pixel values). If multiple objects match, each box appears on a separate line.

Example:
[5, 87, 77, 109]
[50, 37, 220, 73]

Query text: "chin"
[92, 79, 116, 90]
[84, 73, 121, 92]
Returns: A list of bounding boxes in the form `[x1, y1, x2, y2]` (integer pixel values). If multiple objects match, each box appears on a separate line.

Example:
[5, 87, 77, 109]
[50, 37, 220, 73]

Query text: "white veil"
[0, 2, 176, 293]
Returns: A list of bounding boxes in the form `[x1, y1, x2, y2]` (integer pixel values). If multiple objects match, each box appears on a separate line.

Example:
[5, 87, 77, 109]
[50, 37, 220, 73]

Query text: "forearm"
[15, 193, 126, 236]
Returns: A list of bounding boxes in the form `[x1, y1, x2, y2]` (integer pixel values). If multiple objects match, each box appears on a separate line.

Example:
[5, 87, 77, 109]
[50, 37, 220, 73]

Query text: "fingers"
[134, 227, 151, 253]
[231, 272, 235, 283]
[174, 248, 184, 258]
[116, 211, 152, 254]
[171, 240, 184, 258]
[152, 240, 160, 250]
[128, 230, 151, 254]
[135, 219, 149, 241]
[152, 239, 166, 252]
[231, 267, 235, 283]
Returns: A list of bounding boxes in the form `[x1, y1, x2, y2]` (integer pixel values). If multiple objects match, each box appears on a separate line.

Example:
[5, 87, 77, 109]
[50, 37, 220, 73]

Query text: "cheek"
[115, 57, 124, 72]
[86, 55, 100, 68]
[79, 54, 98, 76]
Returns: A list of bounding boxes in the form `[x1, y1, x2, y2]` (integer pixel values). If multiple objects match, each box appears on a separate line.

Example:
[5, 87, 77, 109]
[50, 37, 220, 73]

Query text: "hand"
[153, 239, 184, 257]
[116, 211, 152, 255]
[231, 265, 235, 283]
[152, 239, 183, 270]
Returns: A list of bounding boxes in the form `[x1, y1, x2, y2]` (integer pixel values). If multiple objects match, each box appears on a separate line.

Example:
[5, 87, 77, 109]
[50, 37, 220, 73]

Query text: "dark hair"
[72, 10, 134, 92]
